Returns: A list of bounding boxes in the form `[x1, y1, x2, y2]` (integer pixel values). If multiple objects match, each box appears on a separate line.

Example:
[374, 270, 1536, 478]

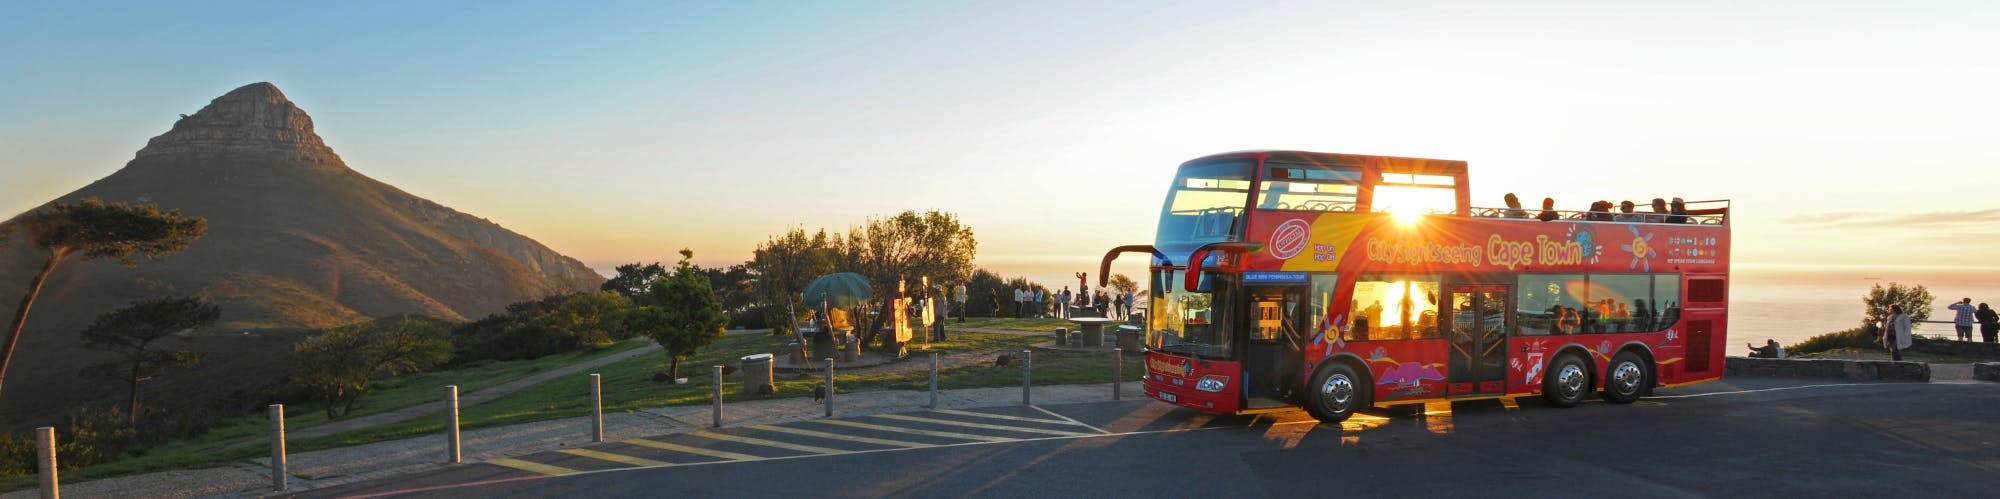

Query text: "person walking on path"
[1883, 304, 1913, 361]
[1948, 298, 1976, 341]
[1977, 302, 1999, 344]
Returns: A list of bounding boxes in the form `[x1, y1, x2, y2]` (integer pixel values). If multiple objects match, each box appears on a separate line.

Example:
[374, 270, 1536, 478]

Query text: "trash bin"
[741, 353, 775, 395]
[811, 332, 835, 362]
[1117, 325, 1142, 351]
[841, 335, 859, 362]
[1055, 327, 1069, 346]
[787, 341, 803, 365]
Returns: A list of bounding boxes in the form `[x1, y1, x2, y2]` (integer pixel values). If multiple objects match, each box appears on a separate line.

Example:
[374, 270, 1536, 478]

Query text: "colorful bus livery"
[1102, 151, 1729, 423]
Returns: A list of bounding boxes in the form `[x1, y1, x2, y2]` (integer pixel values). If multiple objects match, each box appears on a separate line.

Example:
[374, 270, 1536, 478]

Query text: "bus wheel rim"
[1557, 364, 1586, 399]
[1612, 361, 1643, 394]
[1321, 374, 1354, 412]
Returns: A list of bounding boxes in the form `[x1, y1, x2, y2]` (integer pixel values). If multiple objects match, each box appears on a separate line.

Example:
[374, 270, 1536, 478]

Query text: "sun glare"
[1373, 185, 1452, 226]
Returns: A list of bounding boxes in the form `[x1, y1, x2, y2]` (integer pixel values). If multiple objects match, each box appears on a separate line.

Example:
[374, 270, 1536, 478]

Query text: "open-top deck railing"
[1470, 199, 1729, 225]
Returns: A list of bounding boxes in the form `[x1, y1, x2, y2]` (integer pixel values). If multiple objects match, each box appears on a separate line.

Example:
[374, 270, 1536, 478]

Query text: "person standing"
[1033, 288, 1045, 318]
[954, 282, 967, 323]
[1112, 292, 1125, 320]
[1883, 304, 1913, 361]
[1948, 298, 1976, 342]
[1123, 289, 1136, 320]
[1977, 303, 1999, 344]
[1058, 287, 1071, 319]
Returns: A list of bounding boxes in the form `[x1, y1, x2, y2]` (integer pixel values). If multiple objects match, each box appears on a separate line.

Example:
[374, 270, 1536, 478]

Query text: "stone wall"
[1907, 337, 2000, 356]
[1975, 362, 2000, 382]
[1724, 357, 1930, 382]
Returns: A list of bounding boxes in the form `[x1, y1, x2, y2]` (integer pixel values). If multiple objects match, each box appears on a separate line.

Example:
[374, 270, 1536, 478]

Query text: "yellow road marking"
[624, 438, 761, 460]
[875, 413, 1092, 436]
[936, 409, 1080, 426]
[750, 424, 931, 449]
[691, 430, 844, 454]
[557, 448, 671, 467]
[487, 457, 580, 476]
[813, 419, 1015, 442]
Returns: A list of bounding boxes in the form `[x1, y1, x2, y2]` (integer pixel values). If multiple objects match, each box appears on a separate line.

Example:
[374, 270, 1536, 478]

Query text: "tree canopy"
[625, 249, 726, 380]
[748, 227, 839, 334]
[291, 316, 453, 419]
[1, 197, 207, 402]
[602, 262, 668, 303]
[1863, 282, 1934, 331]
[77, 296, 218, 427]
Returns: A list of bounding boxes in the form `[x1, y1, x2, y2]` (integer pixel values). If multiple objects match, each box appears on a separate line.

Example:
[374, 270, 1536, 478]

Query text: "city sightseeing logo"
[1621, 224, 1657, 272]
[1268, 218, 1310, 260]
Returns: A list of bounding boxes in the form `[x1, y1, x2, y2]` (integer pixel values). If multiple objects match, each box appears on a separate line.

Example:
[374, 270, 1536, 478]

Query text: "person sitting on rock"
[1747, 338, 1784, 359]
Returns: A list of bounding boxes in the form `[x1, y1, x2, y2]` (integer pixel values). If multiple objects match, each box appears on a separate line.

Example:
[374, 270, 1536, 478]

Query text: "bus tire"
[1602, 351, 1649, 404]
[1543, 354, 1589, 408]
[1307, 363, 1365, 423]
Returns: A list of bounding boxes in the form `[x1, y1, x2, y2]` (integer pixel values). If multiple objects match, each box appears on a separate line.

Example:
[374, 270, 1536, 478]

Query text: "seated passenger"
[1649, 198, 1670, 223]
[1536, 197, 1560, 221]
[1747, 339, 1785, 359]
[1669, 197, 1691, 224]
[1614, 200, 1641, 222]
[1587, 200, 1613, 222]
[1503, 193, 1530, 218]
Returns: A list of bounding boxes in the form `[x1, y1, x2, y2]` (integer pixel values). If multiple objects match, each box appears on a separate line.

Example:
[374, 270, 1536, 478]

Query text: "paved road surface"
[294, 377, 2000, 498]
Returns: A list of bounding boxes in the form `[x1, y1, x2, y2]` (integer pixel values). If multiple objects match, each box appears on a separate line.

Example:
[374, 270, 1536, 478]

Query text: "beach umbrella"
[803, 272, 874, 309]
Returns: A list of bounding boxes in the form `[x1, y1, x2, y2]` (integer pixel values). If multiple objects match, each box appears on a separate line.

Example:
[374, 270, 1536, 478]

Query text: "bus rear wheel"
[1602, 351, 1649, 404]
[1543, 354, 1589, 408]
[1307, 363, 1364, 423]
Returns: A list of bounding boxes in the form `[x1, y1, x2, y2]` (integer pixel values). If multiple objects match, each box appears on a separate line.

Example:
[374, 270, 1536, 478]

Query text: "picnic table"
[1069, 317, 1117, 347]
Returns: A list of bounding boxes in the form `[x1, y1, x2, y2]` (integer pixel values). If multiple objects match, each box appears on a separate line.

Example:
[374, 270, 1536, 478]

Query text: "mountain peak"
[131, 82, 344, 169]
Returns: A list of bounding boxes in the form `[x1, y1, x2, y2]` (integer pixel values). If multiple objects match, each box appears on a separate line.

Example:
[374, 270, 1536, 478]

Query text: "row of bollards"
[33, 348, 1136, 497]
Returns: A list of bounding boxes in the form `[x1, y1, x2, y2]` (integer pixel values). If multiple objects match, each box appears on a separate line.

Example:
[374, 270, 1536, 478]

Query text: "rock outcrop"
[0, 82, 605, 421]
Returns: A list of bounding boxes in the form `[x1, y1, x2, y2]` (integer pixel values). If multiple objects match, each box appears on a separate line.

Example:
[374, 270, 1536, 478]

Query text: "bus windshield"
[1150, 270, 1237, 359]
[1155, 158, 1253, 266]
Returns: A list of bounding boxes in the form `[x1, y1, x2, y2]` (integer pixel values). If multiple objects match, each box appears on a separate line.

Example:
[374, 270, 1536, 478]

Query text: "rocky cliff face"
[0, 82, 606, 421]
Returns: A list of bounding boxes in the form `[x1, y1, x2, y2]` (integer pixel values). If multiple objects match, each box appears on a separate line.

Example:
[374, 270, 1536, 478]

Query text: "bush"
[1788, 327, 1877, 355]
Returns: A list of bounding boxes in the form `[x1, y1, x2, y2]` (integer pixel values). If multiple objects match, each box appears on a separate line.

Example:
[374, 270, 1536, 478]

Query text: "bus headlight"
[1195, 374, 1229, 393]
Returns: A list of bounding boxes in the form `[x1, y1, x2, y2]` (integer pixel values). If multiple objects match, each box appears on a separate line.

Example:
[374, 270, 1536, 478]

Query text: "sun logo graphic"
[1621, 225, 1658, 272]
[1564, 225, 1604, 264]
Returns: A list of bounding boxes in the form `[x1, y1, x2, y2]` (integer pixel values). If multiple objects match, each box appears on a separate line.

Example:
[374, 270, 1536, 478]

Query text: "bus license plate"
[1160, 391, 1177, 403]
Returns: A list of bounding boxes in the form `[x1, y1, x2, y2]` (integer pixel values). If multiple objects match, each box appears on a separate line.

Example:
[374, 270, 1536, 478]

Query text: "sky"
[4, 0, 1999, 292]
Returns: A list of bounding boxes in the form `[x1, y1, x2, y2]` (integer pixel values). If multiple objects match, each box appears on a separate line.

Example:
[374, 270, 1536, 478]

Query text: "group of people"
[1947, 298, 2000, 343]
[1501, 193, 1696, 224]
[1543, 299, 1677, 335]
[993, 285, 1136, 320]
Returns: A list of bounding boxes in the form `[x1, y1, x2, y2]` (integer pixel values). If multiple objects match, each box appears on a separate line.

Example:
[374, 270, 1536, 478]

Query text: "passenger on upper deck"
[1614, 200, 1641, 222]
[1503, 193, 1530, 218]
[1669, 197, 1691, 224]
[1536, 198, 1560, 221]
[1587, 201, 1614, 222]
[1649, 198, 1669, 223]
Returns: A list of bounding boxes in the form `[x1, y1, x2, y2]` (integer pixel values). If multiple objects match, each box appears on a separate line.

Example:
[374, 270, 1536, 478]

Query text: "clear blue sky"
[5, 1, 1998, 288]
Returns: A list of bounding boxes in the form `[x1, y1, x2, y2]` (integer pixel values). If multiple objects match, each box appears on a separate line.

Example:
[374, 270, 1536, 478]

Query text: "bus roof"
[1183, 150, 1468, 176]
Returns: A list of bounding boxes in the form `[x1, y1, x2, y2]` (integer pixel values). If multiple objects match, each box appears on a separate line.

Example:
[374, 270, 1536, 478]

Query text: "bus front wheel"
[1543, 354, 1589, 408]
[1308, 363, 1365, 423]
[1602, 351, 1649, 404]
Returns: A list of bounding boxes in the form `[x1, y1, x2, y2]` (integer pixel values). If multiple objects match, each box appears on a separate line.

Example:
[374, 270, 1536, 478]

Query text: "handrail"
[1467, 202, 1730, 225]
[1098, 245, 1164, 288]
[1184, 242, 1262, 292]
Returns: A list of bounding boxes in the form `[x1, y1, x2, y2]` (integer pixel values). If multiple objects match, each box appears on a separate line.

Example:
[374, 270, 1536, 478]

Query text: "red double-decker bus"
[1101, 151, 1730, 423]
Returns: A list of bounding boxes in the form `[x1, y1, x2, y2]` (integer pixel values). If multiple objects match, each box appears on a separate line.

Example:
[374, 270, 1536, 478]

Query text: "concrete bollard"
[590, 374, 605, 441]
[1021, 350, 1033, 406]
[446, 386, 462, 464]
[928, 352, 940, 409]
[824, 358, 836, 417]
[712, 366, 724, 428]
[269, 404, 287, 492]
[36, 426, 55, 499]
[1114, 347, 1123, 400]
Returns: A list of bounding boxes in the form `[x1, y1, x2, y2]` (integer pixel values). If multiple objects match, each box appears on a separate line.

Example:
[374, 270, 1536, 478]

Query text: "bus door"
[1447, 284, 1510, 395]
[1244, 284, 1308, 408]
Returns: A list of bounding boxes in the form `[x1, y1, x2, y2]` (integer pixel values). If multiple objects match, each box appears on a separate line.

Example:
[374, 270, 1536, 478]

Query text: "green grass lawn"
[954, 316, 1105, 331]
[0, 340, 651, 491]
[287, 331, 1143, 450]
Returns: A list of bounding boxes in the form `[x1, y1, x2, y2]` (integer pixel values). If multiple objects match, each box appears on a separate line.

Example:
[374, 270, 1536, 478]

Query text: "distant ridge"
[0, 82, 604, 420]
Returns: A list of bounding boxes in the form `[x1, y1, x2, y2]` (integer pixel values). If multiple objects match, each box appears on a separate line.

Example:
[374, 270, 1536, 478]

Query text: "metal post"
[824, 358, 836, 417]
[590, 374, 605, 441]
[269, 404, 287, 492]
[928, 352, 940, 409]
[711, 366, 724, 428]
[1021, 350, 1032, 405]
[1114, 347, 1124, 400]
[35, 426, 55, 499]
[446, 386, 462, 464]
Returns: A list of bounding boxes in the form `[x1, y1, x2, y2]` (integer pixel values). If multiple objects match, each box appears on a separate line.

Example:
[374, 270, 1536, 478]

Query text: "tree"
[602, 262, 667, 304]
[1863, 282, 1934, 333]
[539, 291, 634, 348]
[76, 296, 217, 428]
[291, 316, 453, 419]
[1108, 274, 1139, 296]
[0, 198, 207, 402]
[842, 211, 977, 346]
[748, 227, 839, 335]
[697, 263, 757, 326]
[624, 249, 726, 380]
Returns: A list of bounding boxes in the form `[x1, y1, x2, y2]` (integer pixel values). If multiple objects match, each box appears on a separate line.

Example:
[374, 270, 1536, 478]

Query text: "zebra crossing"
[482, 406, 1110, 477]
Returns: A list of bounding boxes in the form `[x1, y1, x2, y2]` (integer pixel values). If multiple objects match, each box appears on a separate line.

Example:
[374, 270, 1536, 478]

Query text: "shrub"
[1788, 327, 1877, 355]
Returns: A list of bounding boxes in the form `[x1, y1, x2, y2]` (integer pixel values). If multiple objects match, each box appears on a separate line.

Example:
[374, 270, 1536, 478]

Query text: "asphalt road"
[296, 378, 2000, 498]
